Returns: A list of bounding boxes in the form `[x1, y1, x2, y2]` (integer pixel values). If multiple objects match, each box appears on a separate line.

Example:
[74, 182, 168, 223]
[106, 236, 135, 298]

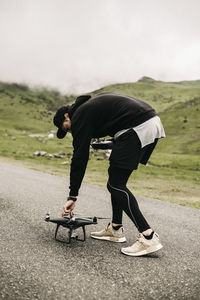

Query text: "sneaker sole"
[91, 235, 126, 243]
[121, 243, 163, 256]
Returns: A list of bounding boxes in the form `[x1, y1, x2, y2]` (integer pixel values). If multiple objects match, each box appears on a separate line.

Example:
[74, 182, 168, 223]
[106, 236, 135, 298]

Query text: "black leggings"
[107, 166, 150, 232]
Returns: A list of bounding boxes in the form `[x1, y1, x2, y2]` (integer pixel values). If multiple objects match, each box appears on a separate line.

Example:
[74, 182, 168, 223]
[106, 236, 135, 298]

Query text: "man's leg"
[107, 166, 151, 232]
[90, 165, 128, 242]
[92, 129, 163, 254]
[107, 165, 163, 256]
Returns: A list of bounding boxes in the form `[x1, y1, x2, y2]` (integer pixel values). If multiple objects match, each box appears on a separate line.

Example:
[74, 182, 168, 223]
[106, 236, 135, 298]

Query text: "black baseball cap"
[53, 106, 69, 139]
[53, 95, 91, 139]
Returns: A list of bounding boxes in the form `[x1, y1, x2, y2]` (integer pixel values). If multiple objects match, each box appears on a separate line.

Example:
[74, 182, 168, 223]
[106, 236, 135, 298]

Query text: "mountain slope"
[92, 76, 200, 112]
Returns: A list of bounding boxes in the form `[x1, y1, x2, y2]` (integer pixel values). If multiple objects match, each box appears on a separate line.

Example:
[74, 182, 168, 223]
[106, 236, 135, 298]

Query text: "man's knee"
[107, 179, 126, 196]
[108, 166, 132, 189]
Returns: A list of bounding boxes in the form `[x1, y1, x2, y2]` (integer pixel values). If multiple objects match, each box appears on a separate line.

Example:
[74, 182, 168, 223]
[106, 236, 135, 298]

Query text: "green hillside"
[0, 78, 199, 208]
[0, 82, 74, 134]
[93, 77, 200, 167]
[93, 76, 200, 112]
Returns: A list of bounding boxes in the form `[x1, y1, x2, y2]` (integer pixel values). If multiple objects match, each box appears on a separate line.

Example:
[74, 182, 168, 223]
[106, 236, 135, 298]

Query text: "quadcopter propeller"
[72, 213, 110, 220]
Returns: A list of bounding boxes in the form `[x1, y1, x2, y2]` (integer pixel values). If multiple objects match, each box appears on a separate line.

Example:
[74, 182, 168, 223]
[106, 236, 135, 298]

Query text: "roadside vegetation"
[0, 78, 199, 209]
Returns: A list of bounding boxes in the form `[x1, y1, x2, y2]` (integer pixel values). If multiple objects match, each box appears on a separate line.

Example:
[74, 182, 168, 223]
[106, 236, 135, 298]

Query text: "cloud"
[0, 0, 200, 93]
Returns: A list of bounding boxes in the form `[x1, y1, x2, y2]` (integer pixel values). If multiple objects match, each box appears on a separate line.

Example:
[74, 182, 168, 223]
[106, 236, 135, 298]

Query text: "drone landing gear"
[55, 224, 86, 244]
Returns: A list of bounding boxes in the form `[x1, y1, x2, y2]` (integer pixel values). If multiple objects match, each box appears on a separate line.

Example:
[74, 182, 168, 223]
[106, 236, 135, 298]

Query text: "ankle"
[112, 222, 121, 227]
[142, 230, 154, 240]
[142, 228, 153, 236]
[112, 223, 122, 231]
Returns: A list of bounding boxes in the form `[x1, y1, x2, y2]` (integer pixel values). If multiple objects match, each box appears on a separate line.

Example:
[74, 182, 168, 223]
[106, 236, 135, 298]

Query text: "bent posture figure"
[53, 92, 165, 256]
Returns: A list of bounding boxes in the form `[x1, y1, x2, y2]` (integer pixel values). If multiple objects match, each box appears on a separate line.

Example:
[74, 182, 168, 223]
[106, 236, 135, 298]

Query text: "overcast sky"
[0, 0, 200, 94]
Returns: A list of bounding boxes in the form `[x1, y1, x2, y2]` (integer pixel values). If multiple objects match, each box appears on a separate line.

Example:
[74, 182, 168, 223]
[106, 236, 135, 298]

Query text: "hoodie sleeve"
[69, 110, 94, 196]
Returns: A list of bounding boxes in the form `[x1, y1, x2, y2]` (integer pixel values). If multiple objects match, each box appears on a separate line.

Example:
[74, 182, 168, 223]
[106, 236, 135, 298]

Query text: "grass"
[0, 79, 199, 209]
[93, 77, 200, 112]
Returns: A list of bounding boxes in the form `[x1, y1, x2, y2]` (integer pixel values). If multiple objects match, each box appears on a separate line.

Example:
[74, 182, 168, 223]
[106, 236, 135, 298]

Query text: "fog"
[0, 0, 200, 94]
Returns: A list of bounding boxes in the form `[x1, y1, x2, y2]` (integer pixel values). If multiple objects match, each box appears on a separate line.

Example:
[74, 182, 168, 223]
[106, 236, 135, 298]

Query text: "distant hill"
[0, 81, 74, 134]
[0, 82, 74, 111]
[92, 76, 200, 113]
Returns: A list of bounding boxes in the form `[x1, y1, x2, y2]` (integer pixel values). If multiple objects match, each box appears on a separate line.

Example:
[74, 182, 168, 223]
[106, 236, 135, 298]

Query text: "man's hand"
[62, 200, 75, 217]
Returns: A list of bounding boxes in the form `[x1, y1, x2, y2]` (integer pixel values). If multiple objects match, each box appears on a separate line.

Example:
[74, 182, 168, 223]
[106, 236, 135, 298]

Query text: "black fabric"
[110, 129, 142, 169]
[112, 225, 122, 230]
[68, 92, 157, 196]
[143, 231, 154, 240]
[56, 128, 67, 139]
[107, 166, 150, 232]
[140, 139, 158, 165]
[53, 106, 69, 128]
[53, 106, 69, 138]
[110, 129, 158, 169]
[68, 95, 91, 119]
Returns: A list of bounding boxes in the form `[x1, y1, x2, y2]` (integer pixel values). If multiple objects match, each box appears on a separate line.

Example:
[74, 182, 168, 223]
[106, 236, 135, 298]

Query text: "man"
[53, 92, 166, 256]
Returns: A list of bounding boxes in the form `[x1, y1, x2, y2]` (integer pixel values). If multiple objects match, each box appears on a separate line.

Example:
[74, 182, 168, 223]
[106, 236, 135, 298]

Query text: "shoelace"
[136, 234, 146, 245]
[105, 223, 111, 232]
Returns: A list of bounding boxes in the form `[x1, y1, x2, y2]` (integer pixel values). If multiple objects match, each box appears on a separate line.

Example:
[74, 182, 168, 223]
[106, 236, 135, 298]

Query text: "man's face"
[62, 113, 72, 133]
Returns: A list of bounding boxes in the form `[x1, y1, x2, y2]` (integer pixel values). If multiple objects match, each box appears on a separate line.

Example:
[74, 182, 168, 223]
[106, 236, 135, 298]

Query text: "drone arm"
[82, 226, 86, 241]
[55, 224, 60, 240]
[67, 228, 73, 244]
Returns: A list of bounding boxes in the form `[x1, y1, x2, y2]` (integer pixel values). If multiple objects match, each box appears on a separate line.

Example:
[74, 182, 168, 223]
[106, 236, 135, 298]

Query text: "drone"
[45, 213, 108, 244]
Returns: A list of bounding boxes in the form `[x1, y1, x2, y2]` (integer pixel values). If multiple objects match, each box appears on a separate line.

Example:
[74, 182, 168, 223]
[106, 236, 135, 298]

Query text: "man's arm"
[69, 126, 92, 196]
[69, 105, 95, 197]
[61, 120, 93, 215]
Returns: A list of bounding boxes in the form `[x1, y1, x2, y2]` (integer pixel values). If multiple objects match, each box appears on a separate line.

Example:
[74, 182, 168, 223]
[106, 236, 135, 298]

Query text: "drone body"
[45, 214, 98, 244]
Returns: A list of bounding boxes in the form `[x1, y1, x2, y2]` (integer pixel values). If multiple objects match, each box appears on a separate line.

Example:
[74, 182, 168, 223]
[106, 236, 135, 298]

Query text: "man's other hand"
[62, 200, 75, 217]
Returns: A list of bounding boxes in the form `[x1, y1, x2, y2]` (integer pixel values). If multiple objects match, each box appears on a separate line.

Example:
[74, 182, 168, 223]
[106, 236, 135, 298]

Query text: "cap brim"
[57, 128, 67, 139]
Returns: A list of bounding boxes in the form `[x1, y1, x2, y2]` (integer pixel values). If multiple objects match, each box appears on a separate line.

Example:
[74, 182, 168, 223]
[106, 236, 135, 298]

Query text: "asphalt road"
[0, 161, 199, 300]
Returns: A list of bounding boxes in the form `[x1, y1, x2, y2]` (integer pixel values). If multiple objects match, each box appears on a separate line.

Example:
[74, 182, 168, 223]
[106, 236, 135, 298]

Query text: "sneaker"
[121, 232, 163, 256]
[91, 223, 126, 243]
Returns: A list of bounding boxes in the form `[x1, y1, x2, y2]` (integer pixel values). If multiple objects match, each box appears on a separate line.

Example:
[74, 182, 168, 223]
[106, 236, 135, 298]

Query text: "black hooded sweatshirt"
[68, 92, 156, 196]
